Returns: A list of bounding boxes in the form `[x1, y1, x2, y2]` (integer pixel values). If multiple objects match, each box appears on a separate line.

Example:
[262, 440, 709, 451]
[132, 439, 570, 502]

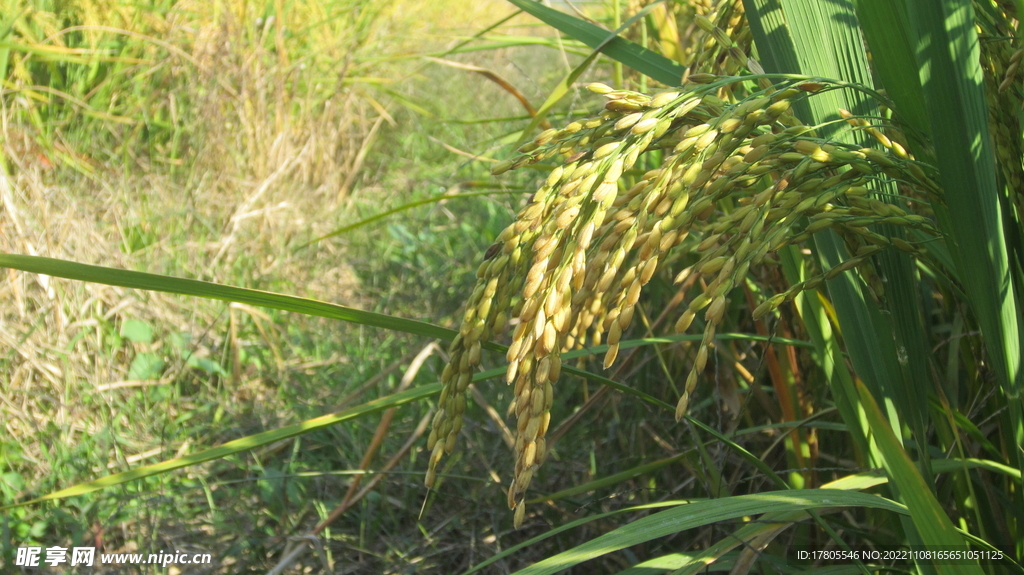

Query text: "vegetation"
[2, 0, 1024, 573]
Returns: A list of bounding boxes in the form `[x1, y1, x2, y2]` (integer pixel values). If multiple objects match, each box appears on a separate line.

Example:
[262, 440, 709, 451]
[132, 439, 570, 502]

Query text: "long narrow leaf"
[510, 491, 909, 575]
[504, 0, 684, 87]
[906, 0, 1024, 477]
[0, 254, 455, 341]
[1, 383, 441, 510]
[506, 0, 678, 150]
[856, 380, 985, 574]
[462, 501, 688, 575]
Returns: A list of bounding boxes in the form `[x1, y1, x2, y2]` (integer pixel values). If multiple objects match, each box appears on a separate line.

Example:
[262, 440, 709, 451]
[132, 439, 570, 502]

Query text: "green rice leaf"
[744, 0, 937, 482]
[905, 0, 1024, 475]
[504, 0, 684, 86]
[1, 383, 441, 510]
[0, 254, 456, 341]
[505, 0, 680, 150]
[856, 379, 985, 574]
[849, 0, 930, 139]
[509, 490, 908, 575]
[462, 501, 688, 575]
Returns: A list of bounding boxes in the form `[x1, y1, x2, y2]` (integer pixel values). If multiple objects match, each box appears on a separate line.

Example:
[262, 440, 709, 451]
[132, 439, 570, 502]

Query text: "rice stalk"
[424, 75, 943, 527]
[977, 2, 1024, 218]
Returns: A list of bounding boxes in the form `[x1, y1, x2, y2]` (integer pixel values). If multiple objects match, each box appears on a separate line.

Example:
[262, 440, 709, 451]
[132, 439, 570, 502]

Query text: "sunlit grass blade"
[462, 501, 689, 575]
[506, 0, 679, 150]
[1, 383, 440, 510]
[668, 462, 1022, 575]
[509, 491, 909, 575]
[905, 0, 1024, 479]
[614, 552, 739, 575]
[504, 0, 684, 86]
[850, 0, 929, 140]
[931, 459, 1022, 481]
[669, 509, 818, 575]
[0, 254, 455, 340]
[856, 379, 986, 574]
[648, 2, 683, 64]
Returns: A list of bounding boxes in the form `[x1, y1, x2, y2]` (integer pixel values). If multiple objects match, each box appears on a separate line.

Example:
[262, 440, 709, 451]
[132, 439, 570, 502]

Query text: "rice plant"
[423, 0, 1024, 571]
[428, 77, 943, 528]
[3, 0, 1023, 572]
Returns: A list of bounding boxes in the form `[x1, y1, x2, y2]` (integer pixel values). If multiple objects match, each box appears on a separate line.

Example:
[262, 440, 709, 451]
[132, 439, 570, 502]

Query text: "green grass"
[0, 0, 586, 571]
[3, 0, 1024, 573]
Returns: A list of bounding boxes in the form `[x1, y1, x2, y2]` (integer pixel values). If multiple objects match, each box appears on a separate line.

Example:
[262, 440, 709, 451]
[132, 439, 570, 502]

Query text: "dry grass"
[0, 0, 562, 569]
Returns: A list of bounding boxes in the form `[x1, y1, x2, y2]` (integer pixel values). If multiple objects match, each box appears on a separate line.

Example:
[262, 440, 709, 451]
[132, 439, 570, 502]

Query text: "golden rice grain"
[425, 78, 941, 528]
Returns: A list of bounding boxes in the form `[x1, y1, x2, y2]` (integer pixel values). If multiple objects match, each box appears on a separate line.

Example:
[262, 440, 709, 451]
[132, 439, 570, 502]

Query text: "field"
[0, 0, 576, 571]
[3, 0, 1024, 574]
